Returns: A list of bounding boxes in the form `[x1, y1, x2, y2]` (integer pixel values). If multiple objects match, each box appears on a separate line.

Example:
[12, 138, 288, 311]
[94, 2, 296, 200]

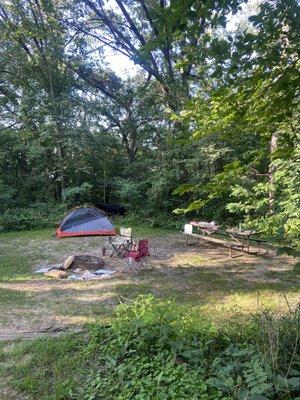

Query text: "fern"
[243, 356, 272, 395]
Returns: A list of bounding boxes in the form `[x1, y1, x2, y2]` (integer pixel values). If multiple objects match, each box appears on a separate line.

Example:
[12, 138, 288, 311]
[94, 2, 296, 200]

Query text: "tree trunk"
[103, 169, 106, 203]
[268, 132, 279, 214]
[57, 140, 65, 200]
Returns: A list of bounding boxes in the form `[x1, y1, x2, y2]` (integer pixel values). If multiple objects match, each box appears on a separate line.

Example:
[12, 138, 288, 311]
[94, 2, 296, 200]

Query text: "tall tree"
[74, 0, 243, 111]
[0, 0, 78, 198]
[174, 0, 300, 241]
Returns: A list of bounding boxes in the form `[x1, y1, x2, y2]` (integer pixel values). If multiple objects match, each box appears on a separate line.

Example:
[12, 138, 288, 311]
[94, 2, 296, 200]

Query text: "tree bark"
[57, 140, 65, 200]
[103, 169, 106, 203]
[268, 131, 279, 214]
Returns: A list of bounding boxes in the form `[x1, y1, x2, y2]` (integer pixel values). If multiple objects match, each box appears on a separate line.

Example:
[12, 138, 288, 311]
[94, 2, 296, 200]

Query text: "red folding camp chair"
[124, 239, 150, 272]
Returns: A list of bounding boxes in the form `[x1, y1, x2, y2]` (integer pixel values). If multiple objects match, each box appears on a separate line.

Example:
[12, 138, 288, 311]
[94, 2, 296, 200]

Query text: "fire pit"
[67, 255, 105, 271]
[35, 254, 116, 280]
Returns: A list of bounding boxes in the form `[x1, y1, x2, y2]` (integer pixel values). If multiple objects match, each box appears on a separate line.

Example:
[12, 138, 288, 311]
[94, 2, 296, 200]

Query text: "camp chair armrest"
[126, 250, 139, 259]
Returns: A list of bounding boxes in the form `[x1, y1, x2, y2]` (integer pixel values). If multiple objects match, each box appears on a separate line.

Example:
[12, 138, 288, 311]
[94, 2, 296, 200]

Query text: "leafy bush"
[0, 179, 16, 209]
[0, 202, 67, 232]
[82, 297, 222, 400]
[81, 296, 300, 400]
[116, 179, 149, 210]
[62, 183, 93, 206]
[120, 211, 186, 230]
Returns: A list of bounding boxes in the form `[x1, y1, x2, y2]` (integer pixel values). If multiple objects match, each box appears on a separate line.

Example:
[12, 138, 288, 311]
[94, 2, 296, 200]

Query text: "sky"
[105, 52, 139, 78]
[105, 0, 261, 77]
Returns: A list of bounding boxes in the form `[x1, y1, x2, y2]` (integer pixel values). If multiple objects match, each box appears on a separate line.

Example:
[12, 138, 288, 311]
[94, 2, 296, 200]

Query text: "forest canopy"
[0, 0, 299, 244]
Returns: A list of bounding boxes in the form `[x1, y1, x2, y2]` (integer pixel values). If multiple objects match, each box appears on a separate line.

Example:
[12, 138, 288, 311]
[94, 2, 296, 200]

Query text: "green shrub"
[82, 296, 223, 400]
[62, 183, 93, 206]
[0, 202, 67, 232]
[120, 211, 186, 230]
[82, 296, 300, 400]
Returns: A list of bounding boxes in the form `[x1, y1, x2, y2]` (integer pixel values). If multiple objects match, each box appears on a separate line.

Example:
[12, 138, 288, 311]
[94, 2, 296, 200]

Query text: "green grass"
[0, 255, 33, 282]
[0, 334, 89, 400]
[0, 287, 32, 306]
[0, 228, 54, 241]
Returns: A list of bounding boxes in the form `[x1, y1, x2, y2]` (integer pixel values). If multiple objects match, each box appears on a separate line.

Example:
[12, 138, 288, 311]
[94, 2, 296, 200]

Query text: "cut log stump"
[45, 269, 68, 279]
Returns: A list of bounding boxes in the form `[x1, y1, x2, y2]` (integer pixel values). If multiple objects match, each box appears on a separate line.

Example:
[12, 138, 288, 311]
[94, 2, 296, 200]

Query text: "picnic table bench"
[185, 232, 244, 258]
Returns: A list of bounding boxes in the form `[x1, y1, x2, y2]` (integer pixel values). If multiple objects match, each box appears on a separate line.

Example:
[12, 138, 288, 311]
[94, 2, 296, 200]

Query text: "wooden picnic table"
[185, 223, 244, 257]
[184, 222, 268, 256]
[225, 228, 267, 253]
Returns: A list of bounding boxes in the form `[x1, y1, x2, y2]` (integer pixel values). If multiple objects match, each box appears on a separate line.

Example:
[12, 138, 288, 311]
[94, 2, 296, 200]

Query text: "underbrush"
[2, 296, 299, 400]
[0, 204, 182, 233]
[119, 211, 186, 230]
[0, 202, 66, 232]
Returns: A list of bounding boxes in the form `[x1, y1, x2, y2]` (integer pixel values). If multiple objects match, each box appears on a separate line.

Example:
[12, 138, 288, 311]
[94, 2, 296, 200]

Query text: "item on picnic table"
[190, 221, 220, 233]
[226, 228, 257, 236]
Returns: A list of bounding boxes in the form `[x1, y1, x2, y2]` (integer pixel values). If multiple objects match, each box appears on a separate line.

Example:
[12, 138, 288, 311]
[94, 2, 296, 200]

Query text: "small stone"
[100, 274, 112, 279]
[81, 270, 98, 280]
[45, 269, 68, 279]
[95, 269, 116, 275]
[35, 267, 52, 274]
[62, 255, 75, 270]
[68, 274, 84, 281]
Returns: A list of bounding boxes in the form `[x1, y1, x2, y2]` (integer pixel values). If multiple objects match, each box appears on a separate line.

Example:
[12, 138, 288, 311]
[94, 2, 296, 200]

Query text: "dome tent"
[56, 206, 116, 238]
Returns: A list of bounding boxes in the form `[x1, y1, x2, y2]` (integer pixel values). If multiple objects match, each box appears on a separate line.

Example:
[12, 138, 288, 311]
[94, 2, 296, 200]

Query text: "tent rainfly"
[56, 207, 116, 238]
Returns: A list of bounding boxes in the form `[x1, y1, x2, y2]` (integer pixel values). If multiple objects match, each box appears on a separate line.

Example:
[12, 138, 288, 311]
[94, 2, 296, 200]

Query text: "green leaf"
[238, 387, 250, 400]
[287, 376, 300, 387]
[248, 395, 269, 400]
[185, 199, 206, 212]
[277, 246, 296, 256]
[293, 262, 300, 274]
[172, 183, 195, 195]
[172, 208, 186, 215]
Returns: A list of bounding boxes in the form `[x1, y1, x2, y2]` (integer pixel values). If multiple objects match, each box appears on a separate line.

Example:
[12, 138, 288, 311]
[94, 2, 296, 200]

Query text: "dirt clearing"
[0, 228, 299, 338]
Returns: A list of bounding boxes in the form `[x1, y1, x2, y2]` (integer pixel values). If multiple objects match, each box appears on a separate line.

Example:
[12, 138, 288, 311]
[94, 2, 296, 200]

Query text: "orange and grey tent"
[56, 207, 116, 238]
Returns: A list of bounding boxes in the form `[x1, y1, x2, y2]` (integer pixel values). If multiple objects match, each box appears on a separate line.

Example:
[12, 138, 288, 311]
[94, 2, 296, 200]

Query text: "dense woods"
[0, 0, 299, 244]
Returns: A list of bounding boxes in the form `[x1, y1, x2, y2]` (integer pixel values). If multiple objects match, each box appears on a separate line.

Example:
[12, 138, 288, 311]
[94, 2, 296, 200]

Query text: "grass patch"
[0, 252, 35, 317]
[0, 228, 54, 241]
[0, 287, 31, 306]
[0, 255, 33, 282]
[1, 334, 89, 400]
